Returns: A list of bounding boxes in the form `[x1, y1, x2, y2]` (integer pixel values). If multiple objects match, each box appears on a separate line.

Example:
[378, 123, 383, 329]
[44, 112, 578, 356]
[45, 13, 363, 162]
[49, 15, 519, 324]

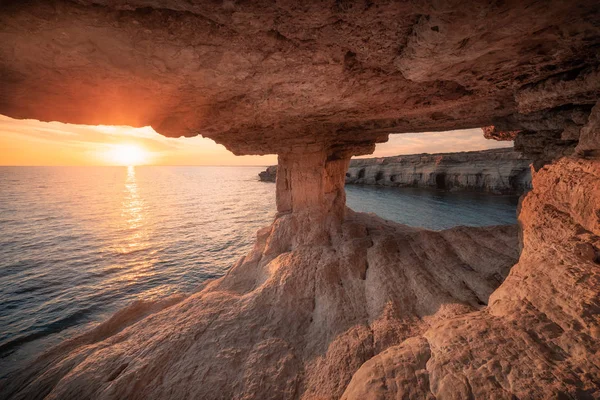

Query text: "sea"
[0, 166, 520, 376]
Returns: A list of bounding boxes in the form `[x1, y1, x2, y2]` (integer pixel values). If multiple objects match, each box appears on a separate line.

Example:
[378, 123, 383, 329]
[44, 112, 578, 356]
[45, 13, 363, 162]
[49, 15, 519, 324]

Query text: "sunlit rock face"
[3, 156, 598, 399]
[261, 148, 533, 194]
[0, 211, 521, 400]
[343, 158, 600, 399]
[0, 0, 599, 157]
[1, 1, 599, 399]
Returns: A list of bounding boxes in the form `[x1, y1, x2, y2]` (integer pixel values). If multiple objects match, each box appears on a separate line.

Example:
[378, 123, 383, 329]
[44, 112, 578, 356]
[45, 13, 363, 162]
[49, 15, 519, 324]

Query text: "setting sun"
[107, 144, 148, 166]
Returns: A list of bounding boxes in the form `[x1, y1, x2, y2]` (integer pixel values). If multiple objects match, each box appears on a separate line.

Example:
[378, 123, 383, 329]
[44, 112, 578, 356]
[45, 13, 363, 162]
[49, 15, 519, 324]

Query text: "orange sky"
[0, 115, 512, 166]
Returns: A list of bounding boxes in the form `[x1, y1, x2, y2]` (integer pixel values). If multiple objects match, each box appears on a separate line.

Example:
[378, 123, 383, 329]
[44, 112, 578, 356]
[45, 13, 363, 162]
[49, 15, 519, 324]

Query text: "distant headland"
[260, 148, 531, 195]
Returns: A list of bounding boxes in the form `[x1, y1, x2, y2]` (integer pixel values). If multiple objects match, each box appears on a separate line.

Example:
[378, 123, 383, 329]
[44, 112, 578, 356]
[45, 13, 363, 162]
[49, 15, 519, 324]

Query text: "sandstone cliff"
[0, 1, 599, 399]
[260, 148, 532, 195]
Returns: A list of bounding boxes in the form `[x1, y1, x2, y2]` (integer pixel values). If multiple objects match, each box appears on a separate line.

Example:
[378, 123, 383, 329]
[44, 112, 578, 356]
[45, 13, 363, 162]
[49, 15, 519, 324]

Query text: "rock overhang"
[0, 0, 599, 157]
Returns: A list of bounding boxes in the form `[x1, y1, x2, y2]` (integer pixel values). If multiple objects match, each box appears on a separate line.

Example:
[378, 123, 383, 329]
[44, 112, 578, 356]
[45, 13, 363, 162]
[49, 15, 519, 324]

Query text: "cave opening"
[435, 173, 447, 189]
[0, 1, 598, 397]
[344, 128, 527, 231]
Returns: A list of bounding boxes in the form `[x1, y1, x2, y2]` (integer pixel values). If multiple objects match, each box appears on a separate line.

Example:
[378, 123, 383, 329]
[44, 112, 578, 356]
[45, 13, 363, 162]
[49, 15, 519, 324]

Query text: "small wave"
[0, 306, 95, 358]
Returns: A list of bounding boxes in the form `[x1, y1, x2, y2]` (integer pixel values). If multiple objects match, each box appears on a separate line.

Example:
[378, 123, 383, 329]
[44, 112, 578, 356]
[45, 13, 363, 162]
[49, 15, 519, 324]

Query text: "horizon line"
[0, 164, 274, 168]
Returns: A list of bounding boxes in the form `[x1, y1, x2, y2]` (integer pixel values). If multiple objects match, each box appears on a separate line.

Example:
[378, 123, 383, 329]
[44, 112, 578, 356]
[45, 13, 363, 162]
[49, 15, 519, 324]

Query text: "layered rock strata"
[0, 1, 599, 156]
[260, 148, 533, 195]
[348, 148, 532, 194]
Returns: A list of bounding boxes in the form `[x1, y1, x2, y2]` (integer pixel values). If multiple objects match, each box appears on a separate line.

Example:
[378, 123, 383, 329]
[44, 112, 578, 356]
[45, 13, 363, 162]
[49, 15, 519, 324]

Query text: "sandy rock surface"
[3, 158, 598, 400]
[1, 210, 520, 400]
[0, 1, 598, 156]
[343, 158, 600, 399]
[0, 1, 599, 398]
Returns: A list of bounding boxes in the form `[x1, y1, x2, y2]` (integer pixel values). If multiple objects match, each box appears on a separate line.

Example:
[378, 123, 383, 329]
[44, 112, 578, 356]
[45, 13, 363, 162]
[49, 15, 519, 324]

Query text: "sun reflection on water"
[0, 166, 279, 377]
[119, 166, 149, 254]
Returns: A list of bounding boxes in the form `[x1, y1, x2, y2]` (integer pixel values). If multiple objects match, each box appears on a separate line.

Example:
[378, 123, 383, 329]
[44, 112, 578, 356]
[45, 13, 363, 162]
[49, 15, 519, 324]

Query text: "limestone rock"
[482, 126, 520, 141]
[260, 148, 533, 195]
[515, 66, 600, 114]
[0, 0, 599, 155]
[0, 2, 599, 399]
[258, 166, 277, 182]
[0, 211, 521, 400]
[4, 158, 599, 399]
[347, 148, 531, 194]
[343, 158, 600, 399]
[577, 101, 600, 157]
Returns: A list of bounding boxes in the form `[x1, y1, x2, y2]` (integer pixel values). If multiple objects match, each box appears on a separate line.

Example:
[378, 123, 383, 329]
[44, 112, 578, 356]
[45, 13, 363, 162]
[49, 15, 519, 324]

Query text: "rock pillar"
[276, 149, 350, 221]
[272, 144, 376, 246]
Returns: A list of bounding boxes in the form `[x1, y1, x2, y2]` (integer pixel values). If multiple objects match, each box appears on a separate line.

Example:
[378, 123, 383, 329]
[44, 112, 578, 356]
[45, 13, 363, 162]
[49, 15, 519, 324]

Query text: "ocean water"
[346, 184, 519, 230]
[0, 166, 519, 376]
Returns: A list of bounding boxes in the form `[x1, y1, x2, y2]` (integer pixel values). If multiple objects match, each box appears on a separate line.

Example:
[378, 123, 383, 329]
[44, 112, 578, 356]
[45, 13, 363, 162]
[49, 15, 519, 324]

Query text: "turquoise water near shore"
[346, 184, 519, 230]
[0, 166, 519, 376]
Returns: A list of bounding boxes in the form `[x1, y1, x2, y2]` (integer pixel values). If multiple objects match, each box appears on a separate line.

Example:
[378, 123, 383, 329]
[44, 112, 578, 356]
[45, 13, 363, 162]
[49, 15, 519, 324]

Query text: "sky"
[0, 115, 512, 166]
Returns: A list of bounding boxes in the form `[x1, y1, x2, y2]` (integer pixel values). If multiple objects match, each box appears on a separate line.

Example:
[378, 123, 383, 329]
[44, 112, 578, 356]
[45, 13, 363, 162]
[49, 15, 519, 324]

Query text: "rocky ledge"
[3, 157, 600, 400]
[1, 210, 522, 399]
[260, 148, 532, 195]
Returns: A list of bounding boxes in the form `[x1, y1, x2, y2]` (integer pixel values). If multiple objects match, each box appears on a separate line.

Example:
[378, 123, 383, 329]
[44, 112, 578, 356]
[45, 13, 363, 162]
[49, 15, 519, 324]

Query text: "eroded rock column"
[272, 143, 375, 246]
[276, 150, 349, 219]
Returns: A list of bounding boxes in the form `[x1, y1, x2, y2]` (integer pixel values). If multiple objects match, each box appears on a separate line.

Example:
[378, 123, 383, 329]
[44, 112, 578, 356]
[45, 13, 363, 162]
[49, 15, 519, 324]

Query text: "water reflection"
[346, 185, 519, 230]
[119, 166, 149, 253]
[0, 166, 518, 377]
[0, 166, 276, 377]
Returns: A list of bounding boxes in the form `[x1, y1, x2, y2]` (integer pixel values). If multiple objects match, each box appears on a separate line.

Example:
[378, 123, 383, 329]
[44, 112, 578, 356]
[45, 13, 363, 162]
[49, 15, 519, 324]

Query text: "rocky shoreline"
[1, 1, 599, 399]
[260, 148, 532, 195]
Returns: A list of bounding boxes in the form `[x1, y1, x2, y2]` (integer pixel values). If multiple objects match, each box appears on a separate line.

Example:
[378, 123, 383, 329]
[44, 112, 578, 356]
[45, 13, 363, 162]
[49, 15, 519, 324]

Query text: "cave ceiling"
[0, 0, 599, 155]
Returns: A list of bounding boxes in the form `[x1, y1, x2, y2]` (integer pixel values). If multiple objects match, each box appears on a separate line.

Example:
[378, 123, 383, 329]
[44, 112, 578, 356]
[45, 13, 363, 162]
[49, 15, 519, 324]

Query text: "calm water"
[347, 185, 519, 230]
[0, 166, 519, 376]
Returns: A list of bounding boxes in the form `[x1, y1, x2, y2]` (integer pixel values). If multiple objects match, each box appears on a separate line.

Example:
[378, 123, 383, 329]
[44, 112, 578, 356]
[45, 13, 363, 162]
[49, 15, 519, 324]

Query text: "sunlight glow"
[106, 144, 149, 166]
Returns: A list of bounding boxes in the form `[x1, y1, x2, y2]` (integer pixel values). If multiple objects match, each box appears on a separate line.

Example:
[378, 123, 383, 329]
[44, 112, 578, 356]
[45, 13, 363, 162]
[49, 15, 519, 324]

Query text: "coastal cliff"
[1, 1, 599, 399]
[3, 156, 599, 400]
[1, 212, 522, 399]
[260, 148, 532, 195]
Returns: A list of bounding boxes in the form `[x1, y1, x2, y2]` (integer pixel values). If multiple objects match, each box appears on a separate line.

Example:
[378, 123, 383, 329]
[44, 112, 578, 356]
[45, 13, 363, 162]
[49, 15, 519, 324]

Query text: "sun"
[107, 144, 148, 166]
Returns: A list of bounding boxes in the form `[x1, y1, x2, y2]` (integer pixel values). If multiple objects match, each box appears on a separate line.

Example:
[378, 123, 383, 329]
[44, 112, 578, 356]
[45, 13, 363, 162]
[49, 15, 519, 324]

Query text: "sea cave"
[0, 1, 599, 399]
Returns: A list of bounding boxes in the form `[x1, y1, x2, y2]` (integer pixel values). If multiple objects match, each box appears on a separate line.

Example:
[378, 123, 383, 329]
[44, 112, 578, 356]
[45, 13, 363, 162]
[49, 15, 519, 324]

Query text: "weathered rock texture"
[259, 165, 278, 183]
[0, 211, 521, 400]
[482, 126, 520, 141]
[0, 1, 599, 399]
[261, 148, 533, 195]
[348, 148, 532, 194]
[2, 157, 600, 400]
[0, 0, 599, 159]
[343, 157, 600, 399]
